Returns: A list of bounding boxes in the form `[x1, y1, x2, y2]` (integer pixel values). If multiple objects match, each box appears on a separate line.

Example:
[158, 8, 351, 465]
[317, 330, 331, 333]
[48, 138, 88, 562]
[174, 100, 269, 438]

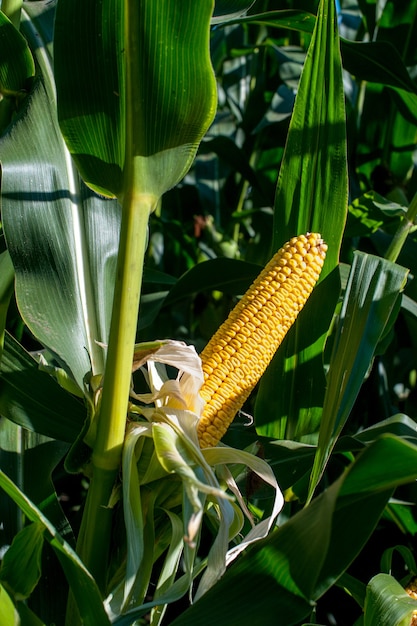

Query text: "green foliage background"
[1, 0, 417, 625]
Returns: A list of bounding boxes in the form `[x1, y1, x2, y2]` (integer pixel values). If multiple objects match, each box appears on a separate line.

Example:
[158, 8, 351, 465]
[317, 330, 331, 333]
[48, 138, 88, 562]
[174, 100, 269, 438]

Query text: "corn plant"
[1, 1, 417, 625]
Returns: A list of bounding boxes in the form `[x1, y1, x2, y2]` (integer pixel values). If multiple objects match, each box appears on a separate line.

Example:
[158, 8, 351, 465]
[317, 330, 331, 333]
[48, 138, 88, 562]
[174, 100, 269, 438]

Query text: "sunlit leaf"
[54, 0, 217, 200]
[0, 583, 19, 626]
[168, 436, 417, 626]
[364, 574, 417, 626]
[1, 16, 121, 388]
[255, 0, 347, 440]
[308, 252, 409, 499]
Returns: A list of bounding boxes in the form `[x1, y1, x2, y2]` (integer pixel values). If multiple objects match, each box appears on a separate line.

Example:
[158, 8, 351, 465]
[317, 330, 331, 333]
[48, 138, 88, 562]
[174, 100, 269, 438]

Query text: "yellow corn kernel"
[197, 233, 327, 448]
[405, 579, 417, 625]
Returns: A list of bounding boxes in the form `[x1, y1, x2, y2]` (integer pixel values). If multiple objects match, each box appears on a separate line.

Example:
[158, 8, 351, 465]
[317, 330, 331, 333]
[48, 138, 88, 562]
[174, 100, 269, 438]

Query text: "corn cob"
[197, 232, 327, 448]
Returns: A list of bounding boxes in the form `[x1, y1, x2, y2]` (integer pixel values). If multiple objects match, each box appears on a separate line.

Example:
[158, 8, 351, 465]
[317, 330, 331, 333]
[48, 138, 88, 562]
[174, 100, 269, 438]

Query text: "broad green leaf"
[168, 436, 417, 626]
[308, 252, 409, 499]
[0, 418, 73, 625]
[0, 470, 110, 626]
[254, 0, 347, 440]
[1, 12, 121, 389]
[364, 574, 417, 626]
[54, 0, 217, 200]
[0, 521, 44, 600]
[0, 332, 86, 443]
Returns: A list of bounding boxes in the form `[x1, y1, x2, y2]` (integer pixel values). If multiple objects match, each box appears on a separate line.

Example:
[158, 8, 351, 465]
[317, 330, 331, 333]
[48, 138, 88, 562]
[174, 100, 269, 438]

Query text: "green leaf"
[0, 522, 44, 600]
[164, 258, 261, 304]
[364, 574, 417, 626]
[222, 9, 316, 33]
[0, 9, 35, 132]
[54, 0, 217, 200]
[308, 252, 409, 499]
[254, 0, 347, 440]
[0, 583, 19, 626]
[347, 192, 405, 238]
[0, 10, 34, 93]
[227, 11, 417, 105]
[341, 40, 417, 96]
[168, 435, 417, 626]
[1, 72, 121, 389]
[212, 0, 256, 24]
[0, 418, 73, 625]
[139, 258, 263, 331]
[255, 268, 341, 440]
[375, 0, 417, 67]
[15, 602, 46, 626]
[0, 470, 110, 626]
[0, 332, 86, 443]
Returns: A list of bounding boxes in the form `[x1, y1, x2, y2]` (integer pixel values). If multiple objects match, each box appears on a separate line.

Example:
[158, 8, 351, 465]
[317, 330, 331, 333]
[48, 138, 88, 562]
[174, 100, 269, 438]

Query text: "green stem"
[1, 0, 23, 29]
[93, 198, 151, 472]
[71, 0, 158, 606]
[385, 192, 417, 264]
[72, 195, 153, 604]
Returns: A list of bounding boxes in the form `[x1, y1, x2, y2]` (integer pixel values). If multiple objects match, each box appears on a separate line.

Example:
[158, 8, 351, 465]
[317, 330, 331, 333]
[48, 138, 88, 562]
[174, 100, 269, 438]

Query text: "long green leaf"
[308, 252, 409, 500]
[1, 10, 121, 389]
[255, 0, 347, 439]
[168, 435, 417, 626]
[0, 470, 110, 626]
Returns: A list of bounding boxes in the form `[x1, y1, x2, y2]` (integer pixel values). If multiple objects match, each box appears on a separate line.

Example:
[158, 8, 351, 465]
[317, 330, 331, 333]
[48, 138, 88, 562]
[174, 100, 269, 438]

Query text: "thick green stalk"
[74, 196, 153, 590]
[71, 0, 159, 599]
[385, 192, 417, 263]
[92, 197, 152, 473]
